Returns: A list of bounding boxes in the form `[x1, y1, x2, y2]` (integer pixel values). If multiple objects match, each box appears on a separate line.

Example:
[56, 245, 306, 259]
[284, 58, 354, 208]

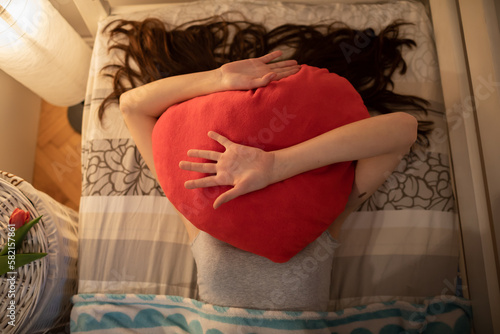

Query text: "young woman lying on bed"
[98, 17, 431, 311]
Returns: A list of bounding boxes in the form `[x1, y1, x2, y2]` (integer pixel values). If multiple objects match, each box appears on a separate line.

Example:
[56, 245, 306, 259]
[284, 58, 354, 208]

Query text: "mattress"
[78, 0, 460, 311]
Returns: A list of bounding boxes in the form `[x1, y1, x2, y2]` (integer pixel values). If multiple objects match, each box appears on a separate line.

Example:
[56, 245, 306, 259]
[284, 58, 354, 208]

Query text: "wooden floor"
[32, 100, 81, 212]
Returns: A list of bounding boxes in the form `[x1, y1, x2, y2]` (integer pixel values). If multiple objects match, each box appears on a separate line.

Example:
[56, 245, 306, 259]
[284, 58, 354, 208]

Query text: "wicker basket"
[0, 171, 78, 334]
[0, 175, 48, 333]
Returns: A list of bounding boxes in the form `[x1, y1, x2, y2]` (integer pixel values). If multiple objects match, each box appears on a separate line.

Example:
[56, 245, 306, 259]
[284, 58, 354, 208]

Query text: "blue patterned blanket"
[71, 294, 471, 333]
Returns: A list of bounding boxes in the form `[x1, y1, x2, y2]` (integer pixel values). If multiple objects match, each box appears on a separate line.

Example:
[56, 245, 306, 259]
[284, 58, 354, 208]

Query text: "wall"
[0, 69, 41, 183]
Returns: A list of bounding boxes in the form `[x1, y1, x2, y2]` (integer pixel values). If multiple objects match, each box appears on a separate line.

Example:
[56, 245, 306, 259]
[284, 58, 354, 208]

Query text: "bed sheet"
[70, 293, 472, 333]
[78, 0, 459, 311]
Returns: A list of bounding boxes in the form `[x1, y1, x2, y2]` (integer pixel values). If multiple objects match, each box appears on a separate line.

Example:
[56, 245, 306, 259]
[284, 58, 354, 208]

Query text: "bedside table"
[0, 171, 78, 334]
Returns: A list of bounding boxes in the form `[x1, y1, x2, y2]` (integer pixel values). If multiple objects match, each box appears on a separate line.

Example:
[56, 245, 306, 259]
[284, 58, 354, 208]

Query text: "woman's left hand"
[179, 131, 276, 209]
[218, 50, 300, 91]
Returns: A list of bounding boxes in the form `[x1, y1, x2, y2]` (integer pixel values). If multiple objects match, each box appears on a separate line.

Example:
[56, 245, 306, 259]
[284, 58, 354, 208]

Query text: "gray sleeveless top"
[191, 230, 339, 311]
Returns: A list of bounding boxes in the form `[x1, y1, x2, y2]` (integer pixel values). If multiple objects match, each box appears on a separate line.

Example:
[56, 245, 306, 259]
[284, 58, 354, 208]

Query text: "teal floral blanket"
[70, 294, 471, 333]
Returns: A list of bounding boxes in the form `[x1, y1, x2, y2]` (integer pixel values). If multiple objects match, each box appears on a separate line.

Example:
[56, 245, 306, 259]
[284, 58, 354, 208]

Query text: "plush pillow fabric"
[152, 64, 370, 263]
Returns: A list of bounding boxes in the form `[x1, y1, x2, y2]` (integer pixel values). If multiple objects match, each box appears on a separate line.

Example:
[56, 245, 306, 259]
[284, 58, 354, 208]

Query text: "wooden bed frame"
[71, 0, 500, 332]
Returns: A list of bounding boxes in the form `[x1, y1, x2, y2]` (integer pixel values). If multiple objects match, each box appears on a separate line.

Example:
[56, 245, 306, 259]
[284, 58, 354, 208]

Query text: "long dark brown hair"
[98, 15, 432, 146]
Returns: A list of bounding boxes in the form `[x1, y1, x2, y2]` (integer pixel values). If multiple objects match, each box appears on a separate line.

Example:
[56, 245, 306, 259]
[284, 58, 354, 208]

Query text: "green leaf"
[0, 253, 47, 276]
[0, 216, 43, 256]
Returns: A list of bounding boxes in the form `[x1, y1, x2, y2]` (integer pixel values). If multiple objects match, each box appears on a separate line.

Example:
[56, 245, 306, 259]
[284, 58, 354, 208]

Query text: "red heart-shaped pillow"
[152, 65, 370, 262]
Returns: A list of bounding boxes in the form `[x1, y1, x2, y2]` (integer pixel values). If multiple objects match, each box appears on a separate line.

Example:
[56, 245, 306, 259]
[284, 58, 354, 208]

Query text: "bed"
[72, 0, 472, 332]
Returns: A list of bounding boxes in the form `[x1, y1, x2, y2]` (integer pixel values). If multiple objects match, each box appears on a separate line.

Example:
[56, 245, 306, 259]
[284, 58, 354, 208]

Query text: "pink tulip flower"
[9, 208, 30, 229]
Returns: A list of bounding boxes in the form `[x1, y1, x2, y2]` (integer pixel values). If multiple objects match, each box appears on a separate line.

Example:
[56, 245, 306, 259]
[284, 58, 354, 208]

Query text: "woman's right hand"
[218, 50, 301, 91]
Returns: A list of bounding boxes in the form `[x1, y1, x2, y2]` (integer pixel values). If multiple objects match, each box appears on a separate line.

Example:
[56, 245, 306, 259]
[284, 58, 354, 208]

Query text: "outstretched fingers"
[268, 59, 298, 69]
[251, 72, 277, 87]
[257, 50, 283, 64]
[187, 149, 221, 161]
[213, 185, 244, 209]
[179, 161, 217, 174]
[184, 175, 220, 189]
[273, 66, 301, 80]
[181, 131, 254, 208]
[208, 131, 234, 148]
[266, 57, 301, 81]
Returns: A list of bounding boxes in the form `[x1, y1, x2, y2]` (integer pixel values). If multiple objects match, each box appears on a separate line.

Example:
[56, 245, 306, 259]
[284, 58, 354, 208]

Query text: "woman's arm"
[180, 112, 418, 209]
[119, 70, 222, 179]
[272, 111, 417, 205]
[119, 51, 300, 179]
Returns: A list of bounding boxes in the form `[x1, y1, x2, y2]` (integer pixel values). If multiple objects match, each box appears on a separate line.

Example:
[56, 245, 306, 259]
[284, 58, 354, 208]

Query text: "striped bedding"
[78, 0, 460, 313]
